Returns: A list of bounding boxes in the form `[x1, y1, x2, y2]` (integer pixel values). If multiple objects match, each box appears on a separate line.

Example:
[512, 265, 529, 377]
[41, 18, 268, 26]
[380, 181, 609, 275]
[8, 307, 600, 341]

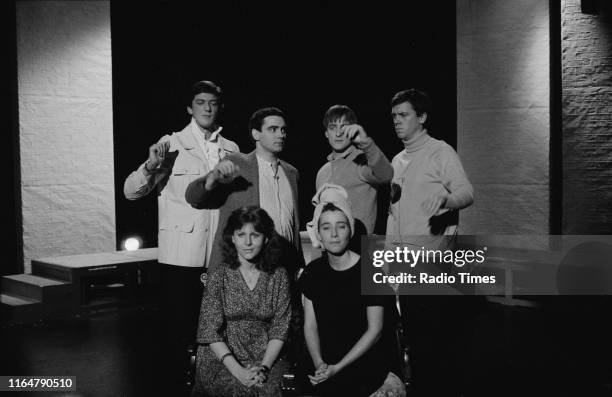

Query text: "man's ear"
[419, 112, 428, 125]
[251, 128, 260, 141]
[187, 106, 193, 116]
[324, 130, 330, 140]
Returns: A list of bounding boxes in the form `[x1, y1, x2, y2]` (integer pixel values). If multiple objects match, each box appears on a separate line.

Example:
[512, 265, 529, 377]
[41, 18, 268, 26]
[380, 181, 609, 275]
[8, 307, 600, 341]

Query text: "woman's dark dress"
[300, 256, 389, 396]
[192, 264, 291, 397]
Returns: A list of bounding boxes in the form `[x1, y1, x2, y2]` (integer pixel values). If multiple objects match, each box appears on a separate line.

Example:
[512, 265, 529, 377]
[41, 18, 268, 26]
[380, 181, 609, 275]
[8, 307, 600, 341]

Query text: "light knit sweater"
[386, 130, 473, 245]
[316, 138, 394, 234]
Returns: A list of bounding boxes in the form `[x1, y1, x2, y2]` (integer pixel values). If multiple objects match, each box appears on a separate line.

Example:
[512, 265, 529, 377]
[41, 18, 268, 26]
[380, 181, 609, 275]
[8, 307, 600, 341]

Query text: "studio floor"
[2, 299, 612, 397]
[1, 306, 186, 397]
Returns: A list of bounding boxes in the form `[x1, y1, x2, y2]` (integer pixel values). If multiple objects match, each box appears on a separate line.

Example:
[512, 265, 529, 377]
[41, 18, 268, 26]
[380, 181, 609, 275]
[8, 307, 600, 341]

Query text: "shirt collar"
[190, 117, 223, 142]
[256, 154, 281, 168]
[327, 145, 356, 161]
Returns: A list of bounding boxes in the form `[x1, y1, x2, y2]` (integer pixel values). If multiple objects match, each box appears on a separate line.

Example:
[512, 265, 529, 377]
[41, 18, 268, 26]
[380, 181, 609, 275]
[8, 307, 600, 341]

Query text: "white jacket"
[124, 123, 239, 267]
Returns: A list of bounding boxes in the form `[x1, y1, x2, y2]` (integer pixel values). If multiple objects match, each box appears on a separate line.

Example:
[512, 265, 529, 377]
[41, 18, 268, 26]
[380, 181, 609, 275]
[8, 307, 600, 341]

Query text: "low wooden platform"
[1, 248, 159, 324]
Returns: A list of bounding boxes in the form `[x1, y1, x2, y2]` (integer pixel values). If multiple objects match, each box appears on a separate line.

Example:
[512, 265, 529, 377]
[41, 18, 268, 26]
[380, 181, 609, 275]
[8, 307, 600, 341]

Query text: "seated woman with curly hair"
[192, 206, 291, 397]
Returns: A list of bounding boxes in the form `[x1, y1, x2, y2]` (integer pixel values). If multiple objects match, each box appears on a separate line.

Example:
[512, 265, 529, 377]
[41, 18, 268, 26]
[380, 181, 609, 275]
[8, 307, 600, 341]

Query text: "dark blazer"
[185, 150, 303, 270]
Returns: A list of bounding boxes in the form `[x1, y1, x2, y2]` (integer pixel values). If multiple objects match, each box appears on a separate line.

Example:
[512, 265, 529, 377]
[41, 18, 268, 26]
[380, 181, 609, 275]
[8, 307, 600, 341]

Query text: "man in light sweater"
[387, 89, 473, 244]
[387, 88, 474, 397]
[316, 105, 393, 236]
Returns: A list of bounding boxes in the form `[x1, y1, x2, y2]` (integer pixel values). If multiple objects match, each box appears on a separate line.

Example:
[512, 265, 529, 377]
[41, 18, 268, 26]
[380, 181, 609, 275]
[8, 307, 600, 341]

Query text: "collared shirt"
[190, 117, 225, 171]
[257, 155, 295, 243]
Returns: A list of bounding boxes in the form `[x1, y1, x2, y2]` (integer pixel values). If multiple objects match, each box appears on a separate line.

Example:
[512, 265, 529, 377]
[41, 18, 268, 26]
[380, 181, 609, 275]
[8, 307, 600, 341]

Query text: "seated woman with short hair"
[192, 206, 291, 397]
[300, 184, 405, 397]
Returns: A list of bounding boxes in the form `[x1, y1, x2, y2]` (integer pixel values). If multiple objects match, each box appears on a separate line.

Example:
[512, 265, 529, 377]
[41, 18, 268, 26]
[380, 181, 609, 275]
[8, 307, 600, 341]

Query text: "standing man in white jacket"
[123, 80, 239, 389]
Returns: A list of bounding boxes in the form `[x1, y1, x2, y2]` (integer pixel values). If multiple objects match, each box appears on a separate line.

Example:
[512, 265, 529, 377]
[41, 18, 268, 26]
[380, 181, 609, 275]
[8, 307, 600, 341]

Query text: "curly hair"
[220, 206, 283, 273]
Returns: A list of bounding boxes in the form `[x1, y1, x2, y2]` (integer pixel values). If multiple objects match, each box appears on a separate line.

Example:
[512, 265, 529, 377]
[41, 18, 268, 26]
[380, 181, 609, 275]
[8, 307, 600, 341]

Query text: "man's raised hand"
[212, 159, 240, 184]
[342, 124, 369, 147]
[147, 141, 171, 170]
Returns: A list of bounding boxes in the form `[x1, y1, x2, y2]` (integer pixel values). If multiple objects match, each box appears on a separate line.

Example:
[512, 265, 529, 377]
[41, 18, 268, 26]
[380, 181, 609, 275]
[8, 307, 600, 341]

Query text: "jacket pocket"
[159, 201, 197, 233]
[171, 156, 201, 176]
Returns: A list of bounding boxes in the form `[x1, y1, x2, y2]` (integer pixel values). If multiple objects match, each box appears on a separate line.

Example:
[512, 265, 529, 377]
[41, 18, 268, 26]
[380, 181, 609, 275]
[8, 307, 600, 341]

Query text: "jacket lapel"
[280, 159, 300, 231]
[217, 135, 237, 155]
[279, 159, 301, 251]
[280, 159, 298, 209]
[246, 151, 260, 205]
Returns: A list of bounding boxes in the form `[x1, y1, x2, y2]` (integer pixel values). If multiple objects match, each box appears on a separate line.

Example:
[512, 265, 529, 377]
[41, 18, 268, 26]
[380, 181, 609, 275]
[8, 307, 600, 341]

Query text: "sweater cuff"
[445, 189, 472, 210]
[355, 136, 374, 151]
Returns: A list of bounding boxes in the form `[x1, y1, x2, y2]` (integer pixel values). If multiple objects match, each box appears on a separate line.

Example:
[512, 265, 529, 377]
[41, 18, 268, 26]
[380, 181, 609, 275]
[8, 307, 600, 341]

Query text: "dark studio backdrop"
[2, 0, 20, 276]
[4, 2, 612, 394]
[111, 1, 457, 250]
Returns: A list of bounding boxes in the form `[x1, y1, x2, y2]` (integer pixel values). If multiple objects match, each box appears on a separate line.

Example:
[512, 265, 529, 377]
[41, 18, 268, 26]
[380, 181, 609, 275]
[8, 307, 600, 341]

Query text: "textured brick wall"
[457, 0, 550, 234]
[17, 1, 114, 272]
[562, 0, 612, 233]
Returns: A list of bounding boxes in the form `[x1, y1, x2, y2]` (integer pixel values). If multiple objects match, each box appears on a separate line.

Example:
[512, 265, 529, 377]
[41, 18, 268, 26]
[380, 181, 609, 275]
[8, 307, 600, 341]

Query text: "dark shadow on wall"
[111, 1, 457, 248]
[2, 0, 23, 274]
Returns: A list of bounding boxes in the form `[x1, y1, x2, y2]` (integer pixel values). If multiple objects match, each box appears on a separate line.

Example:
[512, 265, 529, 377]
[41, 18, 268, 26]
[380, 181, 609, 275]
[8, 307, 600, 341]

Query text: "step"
[0, 293, 42, 324]
[1, 274, 72, 302]
[31, 260, 73, 282]
[0, 293, 40, 306]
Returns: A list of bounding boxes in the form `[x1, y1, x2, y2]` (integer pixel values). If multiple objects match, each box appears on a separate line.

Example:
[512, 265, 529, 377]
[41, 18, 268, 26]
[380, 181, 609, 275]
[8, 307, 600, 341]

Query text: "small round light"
[123, 237, 141, 251]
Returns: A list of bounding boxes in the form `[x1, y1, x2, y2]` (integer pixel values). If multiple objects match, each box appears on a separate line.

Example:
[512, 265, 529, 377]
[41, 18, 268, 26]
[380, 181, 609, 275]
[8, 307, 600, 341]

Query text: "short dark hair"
[221, 206, 282, 273]
[188, 80, 222, 106]
[248, 107, 286, 133]
[322, 105, 357, 128]
[390, 89, 431, 118]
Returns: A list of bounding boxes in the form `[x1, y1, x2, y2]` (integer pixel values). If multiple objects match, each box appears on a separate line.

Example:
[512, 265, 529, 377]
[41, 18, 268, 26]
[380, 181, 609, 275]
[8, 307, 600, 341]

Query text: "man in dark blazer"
[185, 107, 303, 273]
